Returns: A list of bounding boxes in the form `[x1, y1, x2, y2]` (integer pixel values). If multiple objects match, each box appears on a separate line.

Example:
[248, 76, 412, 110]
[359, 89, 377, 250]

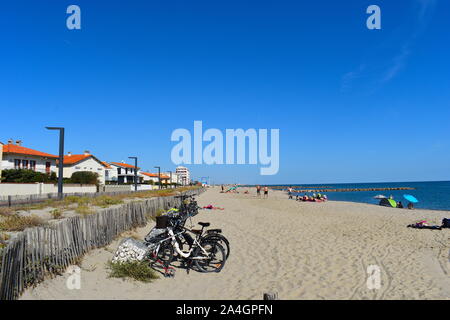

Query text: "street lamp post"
[46, 127, 64, 199]
[154, 166, 161, 189]
[129, 157, 138, 192]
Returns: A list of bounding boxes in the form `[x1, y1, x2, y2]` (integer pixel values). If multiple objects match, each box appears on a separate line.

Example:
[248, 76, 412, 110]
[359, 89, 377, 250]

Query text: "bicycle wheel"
[150, 241, 174, 269]
[193, 241, 226, 273]
[203, 233, 230, 259]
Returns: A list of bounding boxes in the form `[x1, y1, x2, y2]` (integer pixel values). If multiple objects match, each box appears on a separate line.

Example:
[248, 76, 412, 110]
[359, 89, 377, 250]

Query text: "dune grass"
[107, 260, 159, 283]
[0, 214, 47, 231]
[75, 204, 95, 216]
[3, 186, 200, 218]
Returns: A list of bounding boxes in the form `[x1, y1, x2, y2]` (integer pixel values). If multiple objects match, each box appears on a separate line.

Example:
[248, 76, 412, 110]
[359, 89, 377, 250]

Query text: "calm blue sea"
[275, 181, 450, 211]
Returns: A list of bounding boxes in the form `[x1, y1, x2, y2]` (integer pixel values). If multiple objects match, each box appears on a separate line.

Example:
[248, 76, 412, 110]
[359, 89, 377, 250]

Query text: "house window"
[118, 168, 122, 174]
[14, 159, 21, 169]
[125, 168, 128, 174]
[30, 160, 36, 171]
[22, 160, 29, 169]
[45, 162, 51, 174]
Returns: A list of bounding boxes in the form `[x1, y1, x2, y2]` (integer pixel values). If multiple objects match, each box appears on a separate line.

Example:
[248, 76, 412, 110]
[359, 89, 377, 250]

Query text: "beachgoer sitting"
[407, 202, 414, 209]
[397, 201, 404, 208]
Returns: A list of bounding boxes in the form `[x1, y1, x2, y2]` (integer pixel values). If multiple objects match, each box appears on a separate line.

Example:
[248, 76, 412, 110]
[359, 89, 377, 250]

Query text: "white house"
[109, 161, 141, 184]
[162, 171, 181, 185]
[1, 140, 58, 175]
[102, 161, 114, 183]
[141, 172, 171, 185]
[140, 172, 159, 183]
[62, 151, 108, 185]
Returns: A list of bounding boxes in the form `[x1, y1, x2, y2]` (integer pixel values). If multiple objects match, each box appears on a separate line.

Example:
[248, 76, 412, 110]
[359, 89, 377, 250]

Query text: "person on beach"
[407, 202, 414, 209]
[263, 186, 269, 199]
[288, 186, 293, 199]
[397, 201, 404, 208]
[256, 185, 261, 198]
[221, 185, 224, 192]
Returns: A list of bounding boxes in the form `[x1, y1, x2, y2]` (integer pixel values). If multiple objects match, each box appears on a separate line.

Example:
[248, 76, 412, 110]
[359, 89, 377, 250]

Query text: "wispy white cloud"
[341, 0, 438, 92]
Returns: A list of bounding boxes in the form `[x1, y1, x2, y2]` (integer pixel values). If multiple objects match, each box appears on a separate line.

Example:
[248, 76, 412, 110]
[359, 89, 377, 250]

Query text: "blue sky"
[1, 0, 449, 184]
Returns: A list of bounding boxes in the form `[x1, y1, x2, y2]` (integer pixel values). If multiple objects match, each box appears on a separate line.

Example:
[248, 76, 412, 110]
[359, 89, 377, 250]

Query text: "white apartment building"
[175, 166, 190, 185]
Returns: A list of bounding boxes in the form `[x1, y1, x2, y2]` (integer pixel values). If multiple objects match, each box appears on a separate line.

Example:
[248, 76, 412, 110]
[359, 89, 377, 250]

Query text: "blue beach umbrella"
[403, 194, 418, 203]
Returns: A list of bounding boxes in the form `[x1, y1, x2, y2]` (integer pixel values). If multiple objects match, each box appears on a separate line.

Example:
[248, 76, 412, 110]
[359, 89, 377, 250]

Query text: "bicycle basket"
[155, 215, 169, 229]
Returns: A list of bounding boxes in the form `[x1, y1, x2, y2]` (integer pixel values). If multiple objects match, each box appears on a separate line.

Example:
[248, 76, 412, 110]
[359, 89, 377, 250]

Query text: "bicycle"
[171, 194, 230, 259]
[145, 217, 227, 276]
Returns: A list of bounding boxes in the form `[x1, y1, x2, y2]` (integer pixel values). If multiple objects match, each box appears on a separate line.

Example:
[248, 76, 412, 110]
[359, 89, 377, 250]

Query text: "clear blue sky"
[1, 0, 449, 184]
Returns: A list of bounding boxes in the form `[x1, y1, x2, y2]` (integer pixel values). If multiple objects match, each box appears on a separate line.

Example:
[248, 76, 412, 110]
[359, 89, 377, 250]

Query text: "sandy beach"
[21, 187, 450, 300]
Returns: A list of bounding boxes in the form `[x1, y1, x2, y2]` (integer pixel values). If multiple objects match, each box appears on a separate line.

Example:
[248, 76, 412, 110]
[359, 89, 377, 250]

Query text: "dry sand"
[21, 187, 450, 300]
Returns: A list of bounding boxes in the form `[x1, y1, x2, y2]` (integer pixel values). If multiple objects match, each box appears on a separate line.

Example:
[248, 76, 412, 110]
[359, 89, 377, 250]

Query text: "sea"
[272, 181, 450, 211]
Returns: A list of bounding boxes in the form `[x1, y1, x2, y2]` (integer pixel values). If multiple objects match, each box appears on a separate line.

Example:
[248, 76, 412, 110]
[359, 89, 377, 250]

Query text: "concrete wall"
[101, 184, 132, 193]
[0, 183, 97, 196]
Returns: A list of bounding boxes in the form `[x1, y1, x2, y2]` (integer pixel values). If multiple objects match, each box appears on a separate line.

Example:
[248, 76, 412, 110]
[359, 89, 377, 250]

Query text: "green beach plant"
[106, 260, 159, 283]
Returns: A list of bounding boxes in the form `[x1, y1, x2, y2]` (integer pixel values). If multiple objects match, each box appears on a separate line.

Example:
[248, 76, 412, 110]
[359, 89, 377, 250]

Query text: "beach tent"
[379, 198, 397, 208]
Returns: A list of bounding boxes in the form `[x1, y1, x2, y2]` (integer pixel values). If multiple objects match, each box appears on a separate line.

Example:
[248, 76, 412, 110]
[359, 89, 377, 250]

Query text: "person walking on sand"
[256, 185, 261, 198]
[288, 186, 293, 199]
[263, 186, 269, 199]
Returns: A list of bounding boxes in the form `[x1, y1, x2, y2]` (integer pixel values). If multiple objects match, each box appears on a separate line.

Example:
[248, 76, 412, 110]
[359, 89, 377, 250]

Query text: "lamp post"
[154, 166, 161, 189]
[128, 157, 138, 192]
[46, 127, 64, 199]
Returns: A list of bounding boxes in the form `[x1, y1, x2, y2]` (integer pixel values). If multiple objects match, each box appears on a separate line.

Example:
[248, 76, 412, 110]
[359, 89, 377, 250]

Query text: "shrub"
[70, 171, 99, 185]
[107, 261, 159, 283]
[0, 215, 46, 231]
[1, 169, 57, 183]
[91, 196, 123, 208]
[50, 208, 63, 219]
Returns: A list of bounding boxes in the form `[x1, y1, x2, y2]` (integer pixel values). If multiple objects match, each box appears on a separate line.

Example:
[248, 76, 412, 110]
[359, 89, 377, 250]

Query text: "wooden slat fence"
[0, 188, 204, 300]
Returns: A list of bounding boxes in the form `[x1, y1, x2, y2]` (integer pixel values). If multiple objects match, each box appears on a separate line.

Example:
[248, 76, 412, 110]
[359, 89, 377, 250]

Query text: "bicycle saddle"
[198, 222, 210, 227]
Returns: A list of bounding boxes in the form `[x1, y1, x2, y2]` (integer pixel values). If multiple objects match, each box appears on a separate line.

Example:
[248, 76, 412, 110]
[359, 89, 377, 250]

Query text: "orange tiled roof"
[63, 154, 91, 164]
[110, 162, 140, 170]
[61, 154, 109, 168]
[141, 172, 158, 177]
[101, 161, 112, 169]
[141, 172, 170, 179]
[2, 144, 58, 159]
